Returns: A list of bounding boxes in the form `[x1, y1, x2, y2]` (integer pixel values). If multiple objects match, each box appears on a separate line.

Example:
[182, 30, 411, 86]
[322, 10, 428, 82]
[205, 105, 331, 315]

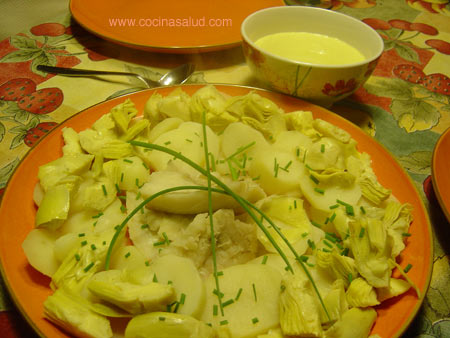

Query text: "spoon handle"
[36, 65, 157, 88]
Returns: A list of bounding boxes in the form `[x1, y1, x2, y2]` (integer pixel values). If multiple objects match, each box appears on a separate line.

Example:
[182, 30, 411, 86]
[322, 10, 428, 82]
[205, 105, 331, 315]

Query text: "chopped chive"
[252, 283, 257, 302]
[273, 158, 279, 178]
[173, 302, 180, 313]
[220, 320, 228, 326]
[90, 244, 96, 250]
[360, 206, 366, 214]
[101, 184, 107, 196]
[222, 299, 234, 307]
[92, 212, 103, 219]
[346, 205, 355, 216]
[322, 248, 332, 253]
[235, 288, 243, 301]
[341, 247, 349, 256]
[142, 162, 149, 170]
[120, 205, 127, 213]
[213, 304, 218, 316]
[167, 280, 173, 284]
[252, 317, 259, 324]
[301, 232, 308, 238]
[123, 159, 133, 163]
[314, 187, 325, 195]
[215, 271, 224, 277]
[296, 147, 300, 157]
[261, 255, 268, 265]
[118, 195, 126, 200]
[336, 242, 343, 250]
[159, 316, 166, 321]
[136, 191, 141, 200]
[294, 200, 297, 209]
[330, 212, 337, 222]
[145, 261, 150, 266]
[311, 220, 322, 228]
[402, 232, 412, 237]
[325, 233, 337, 243]
[153, 273, 158, 283]
[283, 160, 292, 171]
[84, 262, 94, 272]
[120, 172, 124, 182]
[305, 164, 314, 171]
[78, 233, 85, 237]
[307, 239, 316, 250]
[213, 289, 224, 299]
[74, 253, 80, 261]
[153, 240, 166, 247]
[303, 150, 307, 163]
[309, 175, 319, 184]
[115, 183, 121, 193]
[179, 293, 186, 305]
[320, 144, 325, 153]
[141, 224, 149, 229]
[323, 240, 333, 248]
[164, 141, 171, 145]
[348, 273, 353, 283]
[359, 227, 366, 238]
[185, 138, 192, 143]
[404, 263, 413, 273]
[299, 255, 309, 262]
[124, 252, 131, 258]
[329, 204, 339, 209]
[81, 240, 88, 246]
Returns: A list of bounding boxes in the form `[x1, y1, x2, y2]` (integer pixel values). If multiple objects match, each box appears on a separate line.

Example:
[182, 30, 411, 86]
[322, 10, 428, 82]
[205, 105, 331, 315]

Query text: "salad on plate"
[21, 85, 419, 338]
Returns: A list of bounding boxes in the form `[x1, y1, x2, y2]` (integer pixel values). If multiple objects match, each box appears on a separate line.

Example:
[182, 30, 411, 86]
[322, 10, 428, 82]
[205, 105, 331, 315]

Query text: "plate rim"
[431, 126, 450, 223]
[68, 0, 285, 53]
[0, 83, 434, 338]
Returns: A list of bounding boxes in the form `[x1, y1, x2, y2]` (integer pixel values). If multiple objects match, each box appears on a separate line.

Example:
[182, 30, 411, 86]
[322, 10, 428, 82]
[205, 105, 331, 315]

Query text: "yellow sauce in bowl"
[254, 32, 366, 65]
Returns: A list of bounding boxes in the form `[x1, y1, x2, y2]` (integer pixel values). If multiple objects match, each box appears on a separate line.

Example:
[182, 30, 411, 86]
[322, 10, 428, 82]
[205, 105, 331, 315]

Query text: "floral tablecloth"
[0, 0, 449, 337]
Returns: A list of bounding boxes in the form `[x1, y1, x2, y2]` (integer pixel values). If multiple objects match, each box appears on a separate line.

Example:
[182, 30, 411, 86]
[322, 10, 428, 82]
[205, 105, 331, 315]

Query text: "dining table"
[0, 0, 449, 337]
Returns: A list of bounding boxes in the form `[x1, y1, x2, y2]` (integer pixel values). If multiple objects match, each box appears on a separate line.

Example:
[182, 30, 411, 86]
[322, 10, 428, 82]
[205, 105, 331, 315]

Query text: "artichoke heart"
[279, 274, 323, 337]
[346, 277, 380, 308]
[44, 289, 112, 338]
[88, 270, 175, 314]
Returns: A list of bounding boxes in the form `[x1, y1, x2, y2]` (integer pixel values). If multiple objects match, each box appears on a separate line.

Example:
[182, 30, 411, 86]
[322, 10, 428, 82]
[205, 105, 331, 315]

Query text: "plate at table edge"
[69, 0, 285, 53]
[0, 84, 433, 338]
[432, 126, 450, 223]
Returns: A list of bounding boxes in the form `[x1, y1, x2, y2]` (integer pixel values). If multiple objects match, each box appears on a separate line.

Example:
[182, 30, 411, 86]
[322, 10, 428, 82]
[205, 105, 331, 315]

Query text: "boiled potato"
[109, 245, 147, 271]
[150, 254, 205, 318]
[145, 122, 219, 171]
[248, 148, 303, 196]
[201, 263, 282, 338]
[220, 122, 269, 159]
[22, 228, 59, 277]
[53, 233, 79, 263]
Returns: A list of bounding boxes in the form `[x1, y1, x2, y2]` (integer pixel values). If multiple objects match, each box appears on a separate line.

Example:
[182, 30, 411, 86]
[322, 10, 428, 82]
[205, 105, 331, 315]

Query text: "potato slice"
[150, 254, 205, 318]
[201, 264, 282, 338]
[22, 228, 59, 277]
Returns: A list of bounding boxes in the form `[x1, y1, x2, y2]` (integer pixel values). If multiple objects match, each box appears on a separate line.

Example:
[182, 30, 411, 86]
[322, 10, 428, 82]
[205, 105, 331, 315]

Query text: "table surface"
[0, 0, 449, 337]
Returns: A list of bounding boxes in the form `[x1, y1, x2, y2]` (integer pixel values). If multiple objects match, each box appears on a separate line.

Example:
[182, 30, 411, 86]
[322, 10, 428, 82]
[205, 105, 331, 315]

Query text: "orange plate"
[0, 85, 432, 337]
[432, 127, 450, 223]
[69, 0, 284, 53]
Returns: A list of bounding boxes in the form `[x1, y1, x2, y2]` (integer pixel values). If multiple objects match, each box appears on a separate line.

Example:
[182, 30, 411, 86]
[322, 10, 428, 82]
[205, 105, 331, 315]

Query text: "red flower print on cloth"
[322, 79, 358, 97]
[30, 23, 66, 37]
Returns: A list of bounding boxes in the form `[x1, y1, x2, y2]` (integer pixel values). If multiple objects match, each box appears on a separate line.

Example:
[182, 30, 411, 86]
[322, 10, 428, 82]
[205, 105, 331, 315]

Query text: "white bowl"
[241, 6, 384, 107]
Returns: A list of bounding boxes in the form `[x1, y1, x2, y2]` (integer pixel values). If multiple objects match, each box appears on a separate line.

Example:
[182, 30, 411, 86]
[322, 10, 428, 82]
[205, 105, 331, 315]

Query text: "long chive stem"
[202, 112, 224, 316]
[128, 140, 329, 319]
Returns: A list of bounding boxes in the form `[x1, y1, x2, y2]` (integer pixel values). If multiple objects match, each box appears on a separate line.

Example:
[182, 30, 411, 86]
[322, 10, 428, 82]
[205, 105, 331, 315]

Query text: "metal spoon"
[36, 63, 195, 88]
